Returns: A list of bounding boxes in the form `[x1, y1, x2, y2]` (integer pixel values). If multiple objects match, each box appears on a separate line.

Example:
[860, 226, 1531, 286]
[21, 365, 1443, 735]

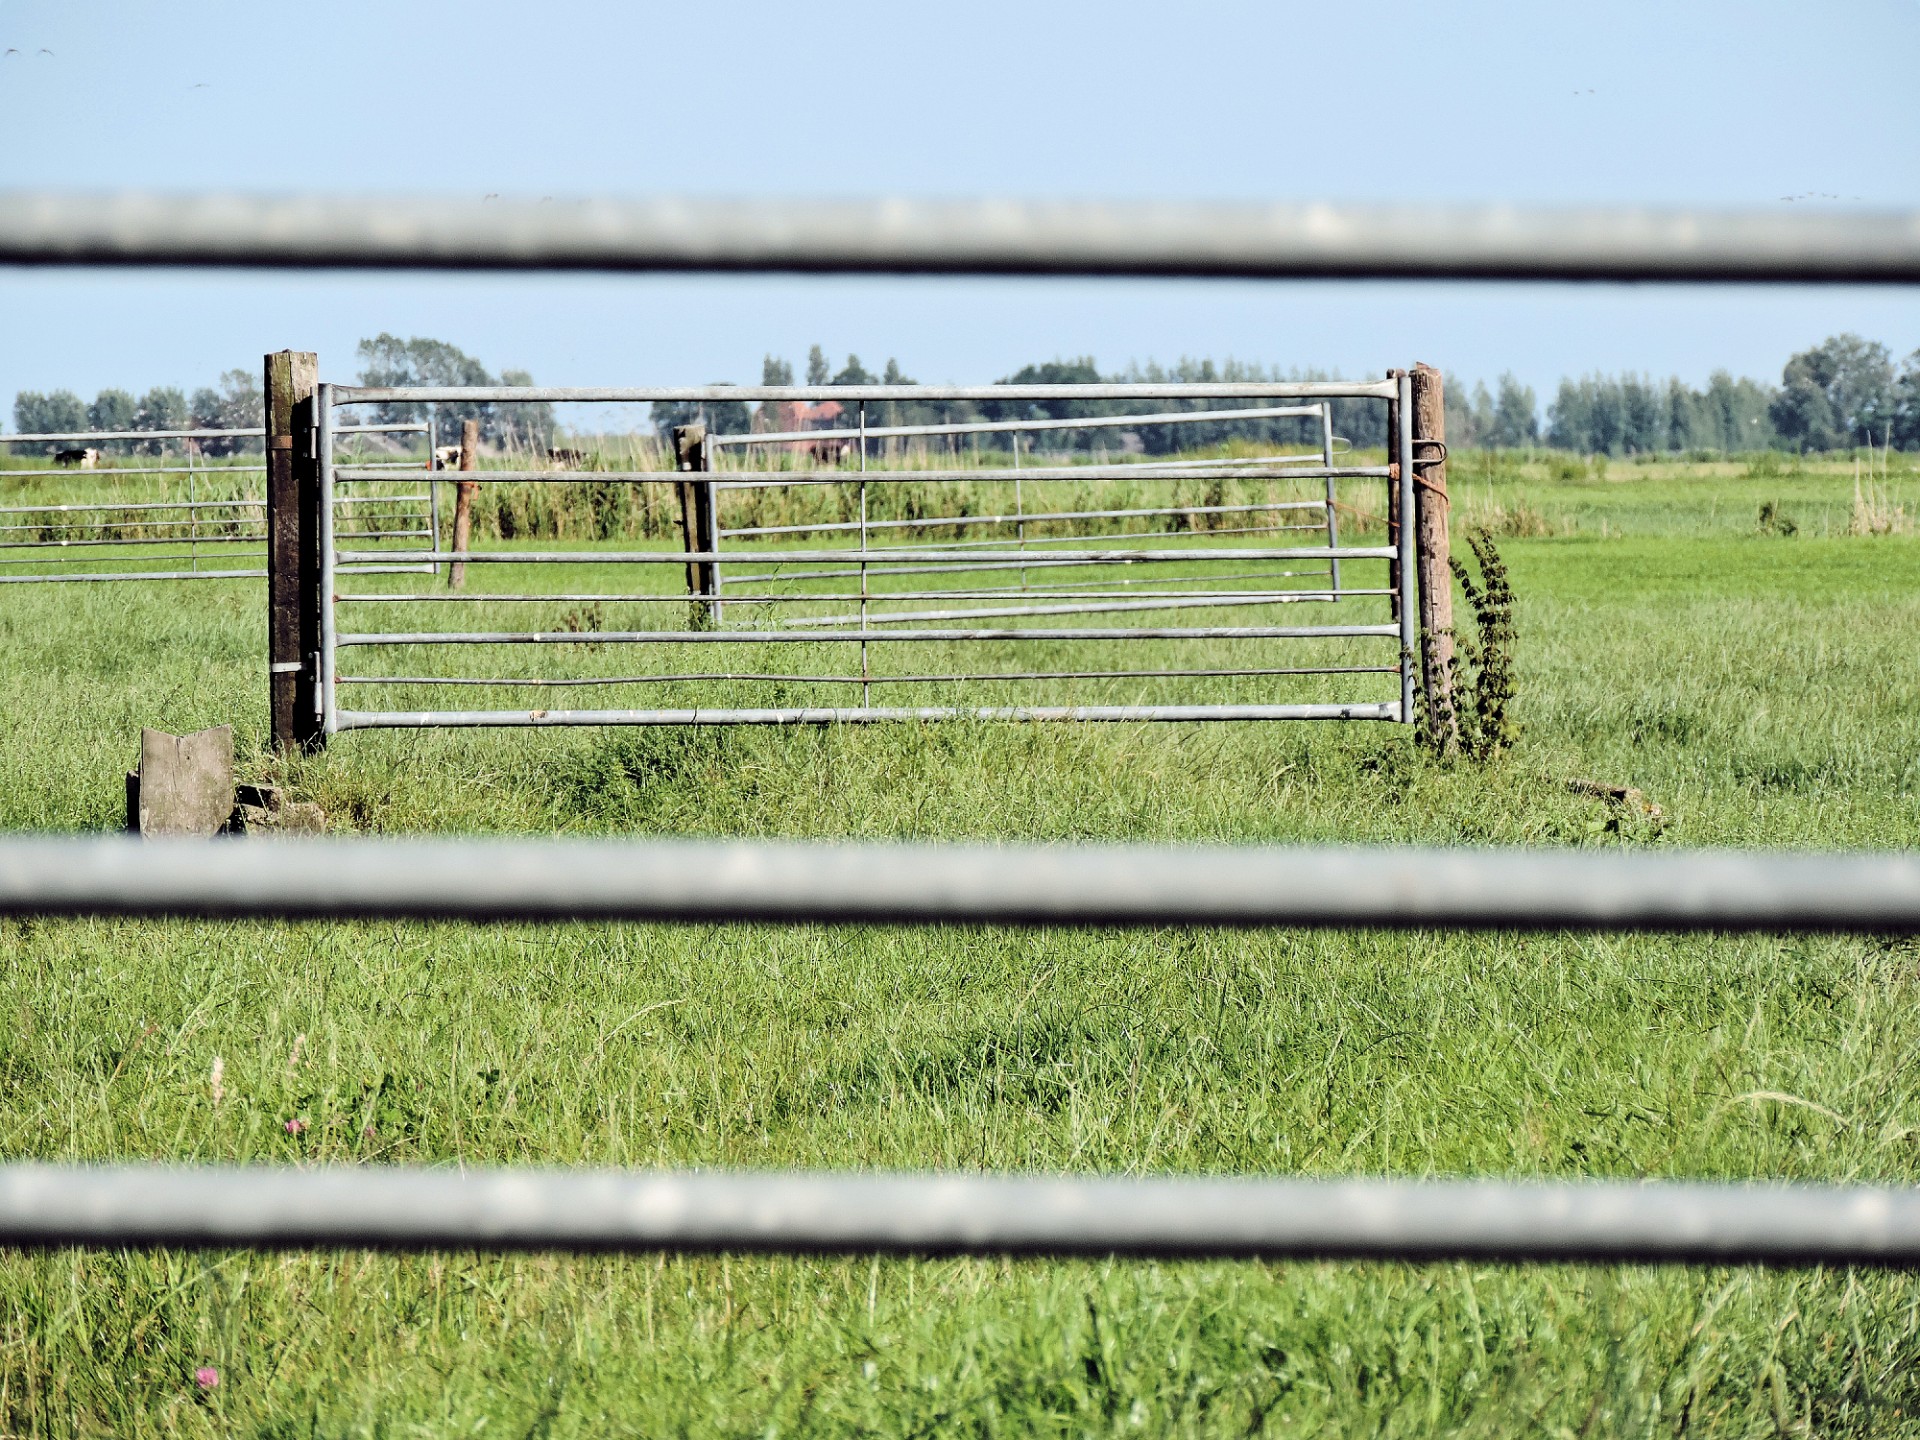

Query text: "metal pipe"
[0, 465, 268, 477]
[0, 568, 266, 584]
[332, 383, 1399, 404]
[338, 665, 1400, 687]
[318, 384, 338, 734]
[1396, 372, 1416, 725]
[717, 500, 1326, 540]
[713, 406, 1331, 447]
[5, 1165, 1920, 1268]
[336, 624, 1401, 646]
[8, 192, 1920, 285]
[339, 703, 1401, 728]
[334, 465, 1391, 485]
[334, 546, 1396, 566]
[777, 592, 1371, 627]
[0, 836, 1917, 931]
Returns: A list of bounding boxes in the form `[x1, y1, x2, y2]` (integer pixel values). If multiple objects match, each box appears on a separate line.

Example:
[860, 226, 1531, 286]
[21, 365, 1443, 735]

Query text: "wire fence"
[321, 382, 1416, 730]
[0, 420, 435, 583]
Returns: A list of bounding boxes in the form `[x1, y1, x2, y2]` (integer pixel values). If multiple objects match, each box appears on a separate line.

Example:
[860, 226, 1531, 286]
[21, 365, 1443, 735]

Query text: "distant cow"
[433, 445, 463, 469]
[53, 448, 100, 469]
[546, 447, 589, 467]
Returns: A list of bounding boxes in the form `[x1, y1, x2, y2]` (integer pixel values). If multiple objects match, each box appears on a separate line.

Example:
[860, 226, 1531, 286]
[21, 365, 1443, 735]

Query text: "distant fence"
[314, 381, 1423, 734]
[0, 421, 434, 583]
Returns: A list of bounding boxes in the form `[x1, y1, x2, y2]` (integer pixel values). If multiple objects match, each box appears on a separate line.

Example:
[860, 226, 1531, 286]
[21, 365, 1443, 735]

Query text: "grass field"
[0, 452, 1917, 1436]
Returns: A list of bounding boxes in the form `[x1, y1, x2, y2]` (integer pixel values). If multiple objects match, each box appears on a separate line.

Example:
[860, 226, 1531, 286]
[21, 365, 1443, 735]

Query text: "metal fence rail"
[5, 192, 1920, 283]
[2, 836, 1916, 931]
[3, 1164, 1918, 1268]
[322, 382, 1416, 731]
[0, 421, 433, 583]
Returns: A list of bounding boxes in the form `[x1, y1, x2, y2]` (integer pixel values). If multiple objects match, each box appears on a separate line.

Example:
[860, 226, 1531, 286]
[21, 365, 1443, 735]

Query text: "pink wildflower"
[194, 1366, 219, 1389]
[284, 1118, 307, 1135]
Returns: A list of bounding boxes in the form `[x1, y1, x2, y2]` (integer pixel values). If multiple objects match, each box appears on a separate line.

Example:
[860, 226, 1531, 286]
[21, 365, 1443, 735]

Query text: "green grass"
[1, 459, 1918, 1436]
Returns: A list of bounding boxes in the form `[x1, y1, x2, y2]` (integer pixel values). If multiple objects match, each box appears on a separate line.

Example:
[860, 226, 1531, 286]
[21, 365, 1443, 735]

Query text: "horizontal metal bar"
[711, 465, 1391, 488]
[780, 592, 1379, 627]
[337, 546, 1393, 566]
[0, 427, 263, 443]
[334, 382, 1395, 404]
[713, 406, 1328, 447]
[334, 464, 1370, 485]
[1, 836, 1916, 931]
[334, 584, 1342, 605]
[0, 568, 265, 583]
[339, 703, 1400, 727]
[338, 665, 1399, 687]
[9, 192, 1920, 286]
[0, 499, 264, 517]
[0, 465, 268, 477]
[2, 1164, 1918, 1266]
[718, 500, 1326, 540]
[0, 533, 262, 551]
[338, 624, 1399, 646]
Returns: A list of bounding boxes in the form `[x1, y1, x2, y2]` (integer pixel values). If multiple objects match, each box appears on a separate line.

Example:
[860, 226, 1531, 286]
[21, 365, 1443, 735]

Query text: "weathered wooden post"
[265, 351, 321, 753]
[448, 418, 479, 589]
[1411, 363, 1457, 751]
[672, 422, 717, 626]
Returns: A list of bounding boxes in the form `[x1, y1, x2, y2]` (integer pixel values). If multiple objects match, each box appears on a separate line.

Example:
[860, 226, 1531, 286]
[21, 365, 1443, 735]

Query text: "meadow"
[0, 449, 1916, 1436]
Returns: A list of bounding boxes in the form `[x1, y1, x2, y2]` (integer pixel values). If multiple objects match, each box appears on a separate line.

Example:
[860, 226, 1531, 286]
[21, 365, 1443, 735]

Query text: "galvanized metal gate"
[0, 422, 434, 583]
[315, 380, 1416, 734]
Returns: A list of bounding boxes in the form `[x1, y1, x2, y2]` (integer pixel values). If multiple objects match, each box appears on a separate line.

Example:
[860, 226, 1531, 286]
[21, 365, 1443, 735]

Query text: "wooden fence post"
[448, 418, 479, 589]
[672, 422, 716, 626]
[265, 351, 320, 753]
[1410, 363, 1457, 751]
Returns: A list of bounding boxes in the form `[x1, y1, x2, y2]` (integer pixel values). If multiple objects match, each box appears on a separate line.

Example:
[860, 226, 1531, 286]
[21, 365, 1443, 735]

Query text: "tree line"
[18, 330, 1919, 460]
[8, 336, 555, 457]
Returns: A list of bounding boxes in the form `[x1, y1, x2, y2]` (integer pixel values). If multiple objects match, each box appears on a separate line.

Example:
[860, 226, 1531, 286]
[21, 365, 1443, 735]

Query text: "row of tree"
[1526, 334, 1920, 456]
[11, 371, 261, 455]
[8, 337, 554, 458]
[19, 331, 1919, 460]
[653, 347, 1388, 454]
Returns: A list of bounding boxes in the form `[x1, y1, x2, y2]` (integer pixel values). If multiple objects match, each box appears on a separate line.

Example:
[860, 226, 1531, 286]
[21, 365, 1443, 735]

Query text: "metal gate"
[316, 380, 1416, 733]
[0, 422, 434, 583]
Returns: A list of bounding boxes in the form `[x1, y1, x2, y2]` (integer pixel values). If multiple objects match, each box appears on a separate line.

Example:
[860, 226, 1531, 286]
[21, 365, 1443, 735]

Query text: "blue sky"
[2, 0, 1917, 416]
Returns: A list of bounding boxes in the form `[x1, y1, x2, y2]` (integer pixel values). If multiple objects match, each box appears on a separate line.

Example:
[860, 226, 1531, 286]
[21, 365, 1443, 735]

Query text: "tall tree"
[189, 370, 263, 454]
[1771, 334, 1893, 449]
[1489, 374, 1538, 447]
[135, 386, 190, 454]
[88, 388, 138, 450]
[805, 345, 830, 386]
[10, 390, 87, 454]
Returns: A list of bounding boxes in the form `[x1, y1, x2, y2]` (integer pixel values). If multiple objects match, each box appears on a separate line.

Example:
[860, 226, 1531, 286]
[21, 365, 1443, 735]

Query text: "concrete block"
[128, 726, 234, 838]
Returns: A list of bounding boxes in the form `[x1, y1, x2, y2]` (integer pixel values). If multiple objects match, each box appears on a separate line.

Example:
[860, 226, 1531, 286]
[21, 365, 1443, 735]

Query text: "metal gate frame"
[314, 380, 1417, 734]
[0, 421, 433, 583]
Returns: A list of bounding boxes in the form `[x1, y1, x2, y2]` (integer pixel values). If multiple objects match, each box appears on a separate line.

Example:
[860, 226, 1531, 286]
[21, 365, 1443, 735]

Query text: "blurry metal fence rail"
[1, 837, 1918, 1267]
[4, 193, 1920, 283]
[6, 1165, 1920, 1269]
[0, 421, 434, 583]
[1, 835, 1915, 931]
[318, 381, 1418, 732]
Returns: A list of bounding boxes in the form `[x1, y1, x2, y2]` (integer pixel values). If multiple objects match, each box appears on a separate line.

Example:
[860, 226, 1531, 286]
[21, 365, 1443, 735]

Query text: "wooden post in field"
[265, 350, 320, 753]
[1410, 363, 1457, 751]
[672, 422, 716, 627]
[448, 418, 479, 589]
[1384, 369, 1402, 622]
